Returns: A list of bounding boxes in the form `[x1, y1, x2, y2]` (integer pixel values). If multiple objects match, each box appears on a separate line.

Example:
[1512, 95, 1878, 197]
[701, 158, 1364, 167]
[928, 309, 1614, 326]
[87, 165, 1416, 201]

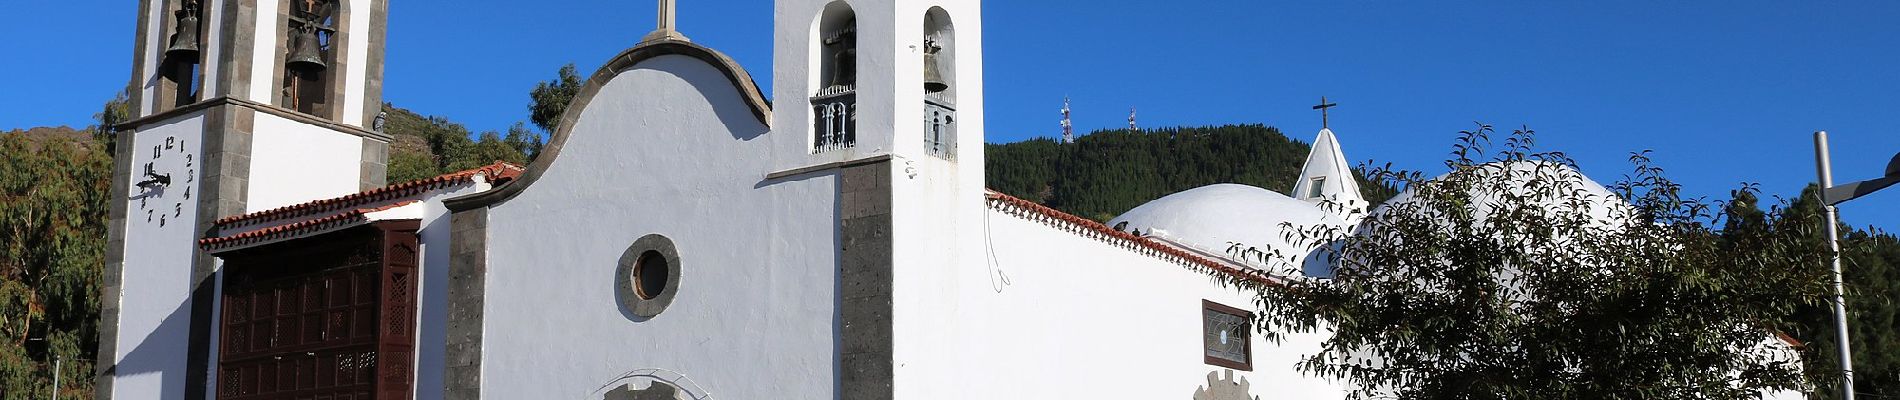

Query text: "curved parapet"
[446, 39, 771, 212]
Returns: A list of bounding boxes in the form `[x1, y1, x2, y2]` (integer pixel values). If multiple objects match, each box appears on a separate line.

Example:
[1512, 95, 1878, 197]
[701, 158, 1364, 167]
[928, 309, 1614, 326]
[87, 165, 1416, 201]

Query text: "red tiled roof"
[213, 162, 522, 230]
[984, 190, 1281, 286]
[200, 201, 417, 250]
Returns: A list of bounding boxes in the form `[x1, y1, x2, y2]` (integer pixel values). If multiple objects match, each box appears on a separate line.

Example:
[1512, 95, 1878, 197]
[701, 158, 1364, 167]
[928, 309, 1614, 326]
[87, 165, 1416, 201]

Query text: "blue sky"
[3, 0, 1896, 231]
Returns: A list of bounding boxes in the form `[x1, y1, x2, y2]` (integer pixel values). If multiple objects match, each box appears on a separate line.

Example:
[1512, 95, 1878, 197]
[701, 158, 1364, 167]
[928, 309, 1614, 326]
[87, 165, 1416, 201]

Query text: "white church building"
[95, 0, 1804, 399]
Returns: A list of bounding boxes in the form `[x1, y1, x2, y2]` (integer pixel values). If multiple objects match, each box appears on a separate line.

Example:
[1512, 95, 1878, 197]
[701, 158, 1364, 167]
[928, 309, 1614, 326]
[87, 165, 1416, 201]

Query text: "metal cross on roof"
[1312, 96, 1338, 130]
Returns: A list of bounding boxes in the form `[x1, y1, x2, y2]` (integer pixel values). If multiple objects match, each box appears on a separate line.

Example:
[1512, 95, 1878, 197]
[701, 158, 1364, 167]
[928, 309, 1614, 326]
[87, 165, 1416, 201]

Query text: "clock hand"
[136, 170, 172, 189]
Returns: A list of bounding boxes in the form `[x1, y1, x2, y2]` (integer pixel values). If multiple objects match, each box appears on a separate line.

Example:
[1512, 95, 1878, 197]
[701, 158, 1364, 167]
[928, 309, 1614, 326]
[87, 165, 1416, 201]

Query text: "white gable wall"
[479, 54, 838, 399]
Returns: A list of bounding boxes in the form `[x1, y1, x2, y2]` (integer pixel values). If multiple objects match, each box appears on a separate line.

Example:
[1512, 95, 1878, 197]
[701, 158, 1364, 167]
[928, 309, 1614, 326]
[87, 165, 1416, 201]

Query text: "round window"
[617, 234, 680, 319]
[633, 251, 670, 300]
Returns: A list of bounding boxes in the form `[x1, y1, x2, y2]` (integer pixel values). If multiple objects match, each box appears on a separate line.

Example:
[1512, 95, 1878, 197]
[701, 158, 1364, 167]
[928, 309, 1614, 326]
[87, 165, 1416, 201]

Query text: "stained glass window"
[1203, 300, 1252, 370]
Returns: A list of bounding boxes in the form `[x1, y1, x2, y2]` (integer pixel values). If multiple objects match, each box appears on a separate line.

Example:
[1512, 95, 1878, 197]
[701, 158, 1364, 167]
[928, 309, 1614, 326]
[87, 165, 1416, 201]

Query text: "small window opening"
[633, 251, 670, 300]
[1308, 177, 1327, 199]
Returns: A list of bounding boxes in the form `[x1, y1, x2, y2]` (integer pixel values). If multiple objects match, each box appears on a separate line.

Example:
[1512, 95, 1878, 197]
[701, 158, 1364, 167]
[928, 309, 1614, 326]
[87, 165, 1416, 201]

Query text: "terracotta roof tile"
[984, 190, 1281, 286]
[200, 201, 418, 250]
[213, 162, 522, 230]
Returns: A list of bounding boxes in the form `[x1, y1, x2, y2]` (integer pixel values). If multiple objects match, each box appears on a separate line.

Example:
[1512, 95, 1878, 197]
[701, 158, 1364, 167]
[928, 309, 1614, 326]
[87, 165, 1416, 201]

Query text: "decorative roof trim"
[213, 162, 521, 231]
[984, 191, 1281, 286]
[200, 201, 418, 251]
[446, 39, 772, 212]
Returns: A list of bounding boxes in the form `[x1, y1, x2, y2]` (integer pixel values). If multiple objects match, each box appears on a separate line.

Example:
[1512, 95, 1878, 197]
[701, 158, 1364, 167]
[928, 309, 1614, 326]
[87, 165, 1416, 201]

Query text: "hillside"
[378, 103, 541, 183]
[987, 124, 1398, 221]
[1, 126, 99, 153]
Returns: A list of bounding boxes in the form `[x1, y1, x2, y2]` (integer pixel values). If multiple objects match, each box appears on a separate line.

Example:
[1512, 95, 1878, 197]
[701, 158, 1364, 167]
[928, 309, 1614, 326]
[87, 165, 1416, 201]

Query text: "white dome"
[1109, 184, 1347, 275]
[1373, 161, 1630, 228]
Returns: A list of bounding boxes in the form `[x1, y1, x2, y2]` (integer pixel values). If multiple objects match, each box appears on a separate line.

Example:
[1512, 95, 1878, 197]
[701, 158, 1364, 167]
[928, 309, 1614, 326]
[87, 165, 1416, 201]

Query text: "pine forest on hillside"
[987, 125, 1398, 222]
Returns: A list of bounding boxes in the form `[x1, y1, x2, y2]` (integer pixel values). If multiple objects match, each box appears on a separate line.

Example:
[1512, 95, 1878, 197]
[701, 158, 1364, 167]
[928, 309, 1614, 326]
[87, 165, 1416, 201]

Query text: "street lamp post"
[1812, 131, 1900, 400]
[50, 356, 59, 400]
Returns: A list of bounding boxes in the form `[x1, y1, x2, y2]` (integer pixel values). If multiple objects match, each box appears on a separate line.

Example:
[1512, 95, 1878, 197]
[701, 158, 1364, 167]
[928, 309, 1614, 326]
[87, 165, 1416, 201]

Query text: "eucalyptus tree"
[1227, 125, 1830, 399]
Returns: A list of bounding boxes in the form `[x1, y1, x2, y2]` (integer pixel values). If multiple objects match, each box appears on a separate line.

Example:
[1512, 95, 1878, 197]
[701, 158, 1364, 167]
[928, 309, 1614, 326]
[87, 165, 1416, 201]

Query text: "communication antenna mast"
[1061, 96, 1074, 144]
[1128, 107, 1139, 132]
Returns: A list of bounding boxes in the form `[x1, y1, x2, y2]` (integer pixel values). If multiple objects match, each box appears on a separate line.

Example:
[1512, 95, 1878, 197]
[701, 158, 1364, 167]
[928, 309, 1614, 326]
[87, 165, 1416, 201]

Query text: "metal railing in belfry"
[924, 98, 956, 159]
[813, 89, 856, 153]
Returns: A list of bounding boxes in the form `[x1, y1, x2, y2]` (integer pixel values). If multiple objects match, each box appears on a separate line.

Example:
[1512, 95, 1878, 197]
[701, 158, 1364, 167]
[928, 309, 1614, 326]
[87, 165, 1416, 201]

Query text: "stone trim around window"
[617, 234, 682, 320]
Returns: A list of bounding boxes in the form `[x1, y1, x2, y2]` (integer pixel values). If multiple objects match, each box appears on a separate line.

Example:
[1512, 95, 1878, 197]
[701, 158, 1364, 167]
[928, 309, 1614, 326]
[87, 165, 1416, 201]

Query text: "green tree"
[0, 94, 122, 400]
[1775, 184, 1900, 399]
[503, 122, 544, 161]
[1227, 124, 1830, 399]
[385, 149, 440, 184]
[454, 130, 529, 171]
[528, 63, 583, 135]
[376, 104, 536, 182]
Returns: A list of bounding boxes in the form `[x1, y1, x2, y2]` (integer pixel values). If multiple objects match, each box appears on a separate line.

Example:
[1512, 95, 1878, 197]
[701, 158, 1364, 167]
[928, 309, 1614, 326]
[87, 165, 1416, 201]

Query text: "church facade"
[95, 0, 1446, 399]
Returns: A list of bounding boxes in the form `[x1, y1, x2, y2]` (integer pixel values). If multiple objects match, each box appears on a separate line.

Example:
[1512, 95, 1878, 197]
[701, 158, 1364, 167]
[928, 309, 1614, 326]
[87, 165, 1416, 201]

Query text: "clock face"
[132, 135, 197, 228]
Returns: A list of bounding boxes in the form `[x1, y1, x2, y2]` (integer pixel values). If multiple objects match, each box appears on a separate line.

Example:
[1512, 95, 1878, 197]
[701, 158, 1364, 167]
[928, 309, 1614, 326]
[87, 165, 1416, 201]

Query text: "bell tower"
[100, 0, 391, 398]
[771, 0, 987, 398]
[772, 0, 984, 167]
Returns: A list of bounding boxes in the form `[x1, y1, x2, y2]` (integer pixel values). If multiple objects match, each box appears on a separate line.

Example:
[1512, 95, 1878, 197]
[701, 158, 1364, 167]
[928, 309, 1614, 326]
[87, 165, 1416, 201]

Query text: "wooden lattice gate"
[215, 221, 419, 400]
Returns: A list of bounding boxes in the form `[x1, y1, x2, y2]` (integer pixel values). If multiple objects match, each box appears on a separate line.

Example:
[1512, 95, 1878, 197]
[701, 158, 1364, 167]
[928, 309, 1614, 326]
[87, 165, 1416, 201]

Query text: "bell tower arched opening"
[922, 7, 956, 159]
[279, 0, 344, 118]
[811, 1, 858, 152]
[157, 0, 206, 111]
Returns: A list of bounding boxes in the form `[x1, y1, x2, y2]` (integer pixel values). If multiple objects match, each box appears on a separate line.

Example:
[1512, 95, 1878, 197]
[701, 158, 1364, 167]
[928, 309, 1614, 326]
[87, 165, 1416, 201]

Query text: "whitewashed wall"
[246, 0, 280, 103]
[245, 113, 365, 211]
[111, 114, 208, 400]
[479, 54, 839, 399]
[892, 207, 1350, 399]
[341, 0, 372, 124]
[138, 0, 164, 113]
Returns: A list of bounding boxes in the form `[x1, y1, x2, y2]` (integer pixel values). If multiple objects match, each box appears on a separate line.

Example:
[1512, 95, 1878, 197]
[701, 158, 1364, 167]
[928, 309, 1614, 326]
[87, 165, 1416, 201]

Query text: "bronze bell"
[286, 25, 327, 71]
[165, 6, 202, 62]
[823, 28, 857, 91]
[922, 40, 949, 93]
